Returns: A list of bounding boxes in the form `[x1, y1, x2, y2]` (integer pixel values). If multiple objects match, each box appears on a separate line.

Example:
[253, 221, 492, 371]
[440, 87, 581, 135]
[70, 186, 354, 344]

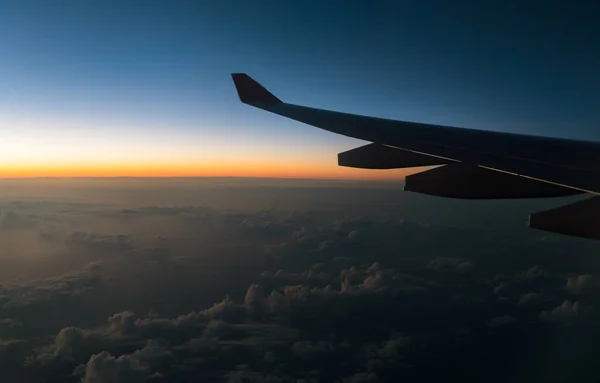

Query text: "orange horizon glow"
[0, 161, 413, 180]
[0, 117, 417, 181]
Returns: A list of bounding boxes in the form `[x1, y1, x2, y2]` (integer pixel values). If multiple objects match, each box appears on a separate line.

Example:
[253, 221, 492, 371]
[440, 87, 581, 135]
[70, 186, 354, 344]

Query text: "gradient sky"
[1, 1, 599, 178]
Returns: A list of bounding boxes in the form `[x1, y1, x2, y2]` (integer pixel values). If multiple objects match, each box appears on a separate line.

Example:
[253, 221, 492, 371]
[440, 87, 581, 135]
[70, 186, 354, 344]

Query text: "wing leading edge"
[231, 73, 600, 239]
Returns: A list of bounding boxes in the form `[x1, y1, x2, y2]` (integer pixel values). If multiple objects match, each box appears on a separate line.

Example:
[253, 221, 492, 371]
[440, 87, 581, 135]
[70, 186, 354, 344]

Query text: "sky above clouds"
[0, 1, 599, 177]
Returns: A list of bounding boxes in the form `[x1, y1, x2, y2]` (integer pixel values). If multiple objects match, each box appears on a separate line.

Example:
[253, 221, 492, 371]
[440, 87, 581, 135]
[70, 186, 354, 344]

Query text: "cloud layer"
[0, 180, 599, 382]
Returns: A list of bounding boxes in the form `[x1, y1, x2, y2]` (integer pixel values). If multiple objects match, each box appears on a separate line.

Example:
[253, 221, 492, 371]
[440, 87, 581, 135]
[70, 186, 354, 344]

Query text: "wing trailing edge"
[530, 196, 600, 239]
[338, 143, 448, 169]
[405, 163, 583, 199]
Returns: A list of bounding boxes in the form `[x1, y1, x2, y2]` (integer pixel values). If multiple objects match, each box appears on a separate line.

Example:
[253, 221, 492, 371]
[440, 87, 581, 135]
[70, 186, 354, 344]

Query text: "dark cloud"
[486, 315, 518, 328]
[539, 301, 592, 324]
[566, 274, 597, 295]
[0, 262, 102, 327]
[291, 340, 335, 360]
[66, 231, 135, 254]
[0, 209, 32, 229]
[74, 351, 149, 383]
[224, 366, 294, 383]
[427, 257, 474, 273]
[342, 372, 379, 383]
[362, 333, 410, 361]
[517, 292, 553, 308]
[108, 310, 137, 336]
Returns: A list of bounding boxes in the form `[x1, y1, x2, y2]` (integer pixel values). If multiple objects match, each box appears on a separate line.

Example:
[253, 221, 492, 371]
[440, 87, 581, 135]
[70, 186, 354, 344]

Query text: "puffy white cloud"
[70, 340, 174, 382]
[566, 274, 596, 294]
[521, 265, 548, 280]
[202, 295, 246, 323]
[128, 340, 175, 371]
[55, 326, 92, 358]
[540, 301, 592, 324]
[517, 292, 549, 307]
[340, 263, 430, 295]
[77, 351, 148, 383]
[363, 334, 410, 361]
[0, 263, 102, 312]
[0, 317, 21, 332]
[32, 325, 102, 365]
[260, 268, 329, 285]
[132, 296, 247, 339]
[245, 283, 266, 313]
[108, 311, 137, 336]
[492, 282, 508, 296]
[203, 319, 235, 340]
[263, 351, 276, 364]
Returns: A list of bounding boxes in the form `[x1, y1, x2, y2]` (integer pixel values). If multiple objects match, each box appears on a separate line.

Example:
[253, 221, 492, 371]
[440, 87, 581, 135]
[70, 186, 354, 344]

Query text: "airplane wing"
[231, 73, 600, 239]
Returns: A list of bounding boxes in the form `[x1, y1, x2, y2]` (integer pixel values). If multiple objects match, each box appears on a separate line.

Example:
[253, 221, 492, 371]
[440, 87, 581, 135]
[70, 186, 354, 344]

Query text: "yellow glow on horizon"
[0, 117, 414, 180]
[0, 160, 412, 179]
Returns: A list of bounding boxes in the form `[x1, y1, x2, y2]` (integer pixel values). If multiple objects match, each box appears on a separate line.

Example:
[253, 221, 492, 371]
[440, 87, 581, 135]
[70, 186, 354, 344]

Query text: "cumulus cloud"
[363, 334, 410, 361]
[66, 231, 134, 253]
[540, 301, 592, 324]
[0, 209, 33, 229]
[108, 310, 137, 336]
[127, 340, 175, 371]
[0, 262, 102, 315]
[259, 267, 330, 285]
[0, 317, 22, 333]
[517, 292, 551, 307]
[244, 283, 266, 315]
[24, 257, 427, 379]
[75, 351, 148, 383]
[566, 274, 596, 294]
[520, 265, 550, 280]
[33, 326, 101, 365]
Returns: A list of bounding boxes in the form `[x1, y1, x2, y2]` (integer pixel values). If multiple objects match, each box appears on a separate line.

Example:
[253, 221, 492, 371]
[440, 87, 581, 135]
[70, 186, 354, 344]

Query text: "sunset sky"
[1, 1, 598, 178]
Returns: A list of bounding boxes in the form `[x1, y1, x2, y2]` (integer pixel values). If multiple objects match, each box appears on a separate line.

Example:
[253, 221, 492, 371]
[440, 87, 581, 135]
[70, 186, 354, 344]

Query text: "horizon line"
[0, 175, 406, 182]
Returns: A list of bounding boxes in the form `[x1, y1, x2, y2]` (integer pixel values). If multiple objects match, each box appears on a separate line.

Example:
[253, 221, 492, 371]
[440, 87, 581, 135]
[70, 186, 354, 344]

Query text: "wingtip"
[231, 73, 282, 105]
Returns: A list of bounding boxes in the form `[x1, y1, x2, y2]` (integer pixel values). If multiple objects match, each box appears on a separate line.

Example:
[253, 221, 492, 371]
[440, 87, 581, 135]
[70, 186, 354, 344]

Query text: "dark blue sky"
[1, 1, 599, 176]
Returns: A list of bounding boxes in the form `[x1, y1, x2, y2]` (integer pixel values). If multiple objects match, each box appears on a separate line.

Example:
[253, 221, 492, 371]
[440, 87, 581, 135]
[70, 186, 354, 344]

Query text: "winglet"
[231, 73, 282, 105]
